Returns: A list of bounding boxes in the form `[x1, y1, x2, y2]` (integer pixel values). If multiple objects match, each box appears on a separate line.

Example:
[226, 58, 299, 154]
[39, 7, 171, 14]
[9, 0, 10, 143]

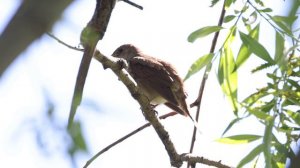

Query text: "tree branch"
[93, 50, 183, 167]
[91, 51, 232, 168]
[0, 0, 73, 77]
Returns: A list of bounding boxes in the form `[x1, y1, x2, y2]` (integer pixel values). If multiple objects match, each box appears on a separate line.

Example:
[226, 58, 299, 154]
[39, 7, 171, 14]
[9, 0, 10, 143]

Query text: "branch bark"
[0, 0, 73, 76]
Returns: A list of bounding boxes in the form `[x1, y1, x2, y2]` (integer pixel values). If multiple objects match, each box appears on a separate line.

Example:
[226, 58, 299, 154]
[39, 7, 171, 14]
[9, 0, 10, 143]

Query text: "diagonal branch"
[93, 50, 182, 167]
[49, 33, 232, 168]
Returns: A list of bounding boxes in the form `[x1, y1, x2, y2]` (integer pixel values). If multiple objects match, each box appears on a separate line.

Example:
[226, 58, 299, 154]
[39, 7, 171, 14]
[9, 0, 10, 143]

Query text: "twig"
[46, 32, 84, 51]
[181, 154, 232, 168]
[187, 1, 227, 168]
[83, 112, 178, 168]
[122, 0, 143, 10]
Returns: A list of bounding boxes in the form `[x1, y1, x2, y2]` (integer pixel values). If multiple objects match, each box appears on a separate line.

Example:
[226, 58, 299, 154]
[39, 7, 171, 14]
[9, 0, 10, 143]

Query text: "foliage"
[186, 0, 300, 167]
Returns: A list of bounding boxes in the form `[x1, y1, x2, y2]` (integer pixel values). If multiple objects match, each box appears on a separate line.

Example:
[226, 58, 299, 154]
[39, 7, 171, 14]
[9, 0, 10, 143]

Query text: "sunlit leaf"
[236, 24, 260, 69]
[239, 31, 274, 63]
[225, 0, 233, 8]
[286, 110, 300, 125]
[275, 32, 286, 71]
[272, 15, 298, 26]
[248, 108, 273, 121]
[237, 144, 264, 168]
[68, 121, 88, 153]
[210, 0, 221, 7]
[224, 15, 236, 23]
[259, 8, 272, 13]
[263, 117, 275, 168]
[184, 53, 213, 81]
[217, 134, 262, 144]
[241, 87, 270, 106]
[188, 26, 223, 42]
[218, 44, 239, 113]
[222, 117, 243, 136]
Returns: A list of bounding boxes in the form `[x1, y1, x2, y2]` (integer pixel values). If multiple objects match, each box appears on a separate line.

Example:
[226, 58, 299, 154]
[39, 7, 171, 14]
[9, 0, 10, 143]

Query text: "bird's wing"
[129, 56, 179, 106]
[158, 60, 189, 114]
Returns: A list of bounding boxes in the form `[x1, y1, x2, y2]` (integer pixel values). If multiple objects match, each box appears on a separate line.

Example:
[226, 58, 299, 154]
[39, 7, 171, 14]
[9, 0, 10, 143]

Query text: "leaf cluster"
[186, 0, 300, 167]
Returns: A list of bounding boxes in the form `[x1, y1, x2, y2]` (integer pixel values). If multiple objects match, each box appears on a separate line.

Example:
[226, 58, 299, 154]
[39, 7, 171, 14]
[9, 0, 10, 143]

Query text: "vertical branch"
[187, 1, 227, 167]
[67, 0, 116, 129]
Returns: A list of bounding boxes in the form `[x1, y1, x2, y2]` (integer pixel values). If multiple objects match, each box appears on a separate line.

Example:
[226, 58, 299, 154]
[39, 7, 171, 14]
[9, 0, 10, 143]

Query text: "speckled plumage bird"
[112, 44, 194, 121]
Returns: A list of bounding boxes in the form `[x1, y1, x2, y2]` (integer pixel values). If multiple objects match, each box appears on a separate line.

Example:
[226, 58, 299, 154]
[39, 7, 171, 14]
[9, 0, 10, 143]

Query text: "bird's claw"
[116, 59, 128, 70]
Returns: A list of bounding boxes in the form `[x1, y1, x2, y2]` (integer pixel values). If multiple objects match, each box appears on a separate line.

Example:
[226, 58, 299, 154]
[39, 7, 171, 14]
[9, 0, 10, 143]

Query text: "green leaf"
[218, 34, 239, 113]
[263, 117, 275, 168]
[259, 8, 273, 13]
[272, 15, 298, 27]
[275, 32, 287, 71]
[225, 0, 234, 8]
[239, 31, 274, 63]
[184, 53, 213, 81]
[216, 134, 262, 144]
[237, 144, 264, 168]
[248, 108, 273, 121]
[241, 87, 270, 106]
[210, 0, 221, 7]
[68, 121, 88, 153]
[188, 26, 223, 42]
[286, 110, 300, 125]
[222, 117, 243, 136]
[236, 24, 260, 69]
[224, 15, 236, 23]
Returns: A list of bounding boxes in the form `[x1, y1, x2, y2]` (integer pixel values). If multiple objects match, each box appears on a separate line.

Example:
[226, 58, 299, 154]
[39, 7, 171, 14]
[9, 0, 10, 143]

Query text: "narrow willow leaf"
[188, 26, 223, 43]
[218, 41, 239, 113]
[224, 15, 236, 23]
[272, 15, 298, 26]
[222, 118, 242, 136]
[210, 0, 221, 7]
[237, 144, 264, 168]
[248, 108, 273, 121]
[259, 8, 272, 13]
[68, 121, 88, 152]
[275, 32, 286, 72]
[239, 31, 274, 63]
[225, 0, 233, 8]
[184, 53, 213, 81]
[216, 134, 262, 144]
[241, 88, 270, 106]
[263, 117, 275, 168]
[236, 24, 260, 69]
[286, 110, 300, 125]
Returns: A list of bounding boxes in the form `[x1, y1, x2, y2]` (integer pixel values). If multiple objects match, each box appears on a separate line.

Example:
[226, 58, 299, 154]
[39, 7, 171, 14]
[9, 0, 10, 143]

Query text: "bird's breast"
[138, 82, 167, 105]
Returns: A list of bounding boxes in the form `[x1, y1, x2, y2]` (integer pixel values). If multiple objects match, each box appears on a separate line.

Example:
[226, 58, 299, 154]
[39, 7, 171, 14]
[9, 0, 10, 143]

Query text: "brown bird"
[112, 44, 194, 121]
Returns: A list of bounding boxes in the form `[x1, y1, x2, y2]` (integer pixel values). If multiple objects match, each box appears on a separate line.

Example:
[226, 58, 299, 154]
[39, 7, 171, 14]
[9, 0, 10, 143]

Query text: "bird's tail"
[187, 113, 202, 134]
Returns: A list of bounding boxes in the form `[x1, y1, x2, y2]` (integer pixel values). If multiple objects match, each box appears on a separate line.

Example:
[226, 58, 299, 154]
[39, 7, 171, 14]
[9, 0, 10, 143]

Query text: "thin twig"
[181, 154, 232, 168]
[122, 0, 143, 10]
[46, 32, 84, 51]
[83, 112, 177, 168]
[187, 1, 227, 168]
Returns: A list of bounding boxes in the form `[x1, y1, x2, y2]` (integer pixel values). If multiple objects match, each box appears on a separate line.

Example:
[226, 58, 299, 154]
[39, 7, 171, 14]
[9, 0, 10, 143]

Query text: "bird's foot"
[116, 59, 128, 70]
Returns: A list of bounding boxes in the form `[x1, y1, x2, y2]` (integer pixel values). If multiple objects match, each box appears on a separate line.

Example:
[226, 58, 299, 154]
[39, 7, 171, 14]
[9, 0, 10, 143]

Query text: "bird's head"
[112, 44, 141, 61]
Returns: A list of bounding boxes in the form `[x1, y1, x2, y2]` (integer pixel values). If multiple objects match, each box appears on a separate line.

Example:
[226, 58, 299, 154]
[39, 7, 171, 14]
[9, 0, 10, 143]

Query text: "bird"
[111, 44, 195, 122]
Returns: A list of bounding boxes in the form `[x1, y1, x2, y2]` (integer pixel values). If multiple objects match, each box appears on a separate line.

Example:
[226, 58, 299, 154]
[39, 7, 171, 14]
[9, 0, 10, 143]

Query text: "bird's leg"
[149, 104, 159, 116]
